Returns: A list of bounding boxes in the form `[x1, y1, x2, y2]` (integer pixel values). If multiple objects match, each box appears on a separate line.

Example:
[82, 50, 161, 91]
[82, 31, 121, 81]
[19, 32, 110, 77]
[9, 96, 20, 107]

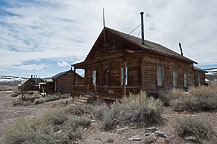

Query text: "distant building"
[40, 69, 84, 94]
[19, 75, 44, 91]
[204, 68, 217, 83]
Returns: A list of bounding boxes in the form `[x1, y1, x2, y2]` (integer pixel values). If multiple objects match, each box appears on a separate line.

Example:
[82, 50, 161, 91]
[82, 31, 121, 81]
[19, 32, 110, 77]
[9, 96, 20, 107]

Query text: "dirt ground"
[0, 91, 53, 144]
[79, 109, 217, 144]
[0, 91, 217, 144]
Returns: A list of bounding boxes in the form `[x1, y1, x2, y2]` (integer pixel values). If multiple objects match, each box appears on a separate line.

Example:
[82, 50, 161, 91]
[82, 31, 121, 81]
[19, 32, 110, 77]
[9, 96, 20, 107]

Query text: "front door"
[105, 68, 109, 86]
[104, 67, 110, 94]
[92, 70, 96, 92]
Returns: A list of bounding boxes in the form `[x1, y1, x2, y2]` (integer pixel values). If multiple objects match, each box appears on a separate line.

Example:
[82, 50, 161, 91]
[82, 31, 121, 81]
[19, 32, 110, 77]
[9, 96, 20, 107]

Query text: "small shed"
[40, 69, 84, 94]
[193, 67, 206, 86]
[20, 76, 44, 91]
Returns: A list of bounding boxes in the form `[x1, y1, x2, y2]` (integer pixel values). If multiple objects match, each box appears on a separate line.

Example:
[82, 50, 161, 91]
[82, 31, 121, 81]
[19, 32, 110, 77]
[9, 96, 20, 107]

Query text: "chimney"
[179, 42, 183, 56]
[31, 75, 33, 78]
[140, 12, 145, 45]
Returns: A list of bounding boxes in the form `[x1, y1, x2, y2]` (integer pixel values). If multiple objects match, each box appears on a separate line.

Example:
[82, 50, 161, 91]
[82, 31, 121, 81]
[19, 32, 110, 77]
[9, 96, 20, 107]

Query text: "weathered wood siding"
[21, 79, 36, 91]
[141, 51, 194, 92]
[55, 71, 84, 93]
[193, 70, 206, 86]
[74, 28, 197, 97]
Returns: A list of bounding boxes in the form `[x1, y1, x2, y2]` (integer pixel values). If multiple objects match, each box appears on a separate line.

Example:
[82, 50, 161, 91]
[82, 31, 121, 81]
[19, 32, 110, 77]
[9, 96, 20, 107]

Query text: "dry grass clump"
[12, 94, 70, 106]
[12, 96, 32, 106]
[64, 104, 93, 116]
[34, 95, 60, 105]
[33, 97, 50, 105]
[66, 116, 91, 131]
[176, 116, 216, 143]
[3, 108, 91, 144]
[101, 91, 164, 131]
[3, 117, 55, 144]
[10, 93, 18, 97]
[169, 85, 217, 112]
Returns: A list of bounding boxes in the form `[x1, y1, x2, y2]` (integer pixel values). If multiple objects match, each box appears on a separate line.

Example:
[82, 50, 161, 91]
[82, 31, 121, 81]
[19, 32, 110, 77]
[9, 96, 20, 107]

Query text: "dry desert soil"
[0, 91, 217, 144]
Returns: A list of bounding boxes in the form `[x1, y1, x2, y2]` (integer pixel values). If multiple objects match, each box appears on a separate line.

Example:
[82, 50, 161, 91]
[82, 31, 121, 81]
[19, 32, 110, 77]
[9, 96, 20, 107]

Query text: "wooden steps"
[74, 95, 95, 104]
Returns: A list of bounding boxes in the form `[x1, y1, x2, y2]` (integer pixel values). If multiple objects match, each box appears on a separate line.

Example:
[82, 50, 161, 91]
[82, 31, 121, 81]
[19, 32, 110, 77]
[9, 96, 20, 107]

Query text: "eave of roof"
[193, 66, 207, 73]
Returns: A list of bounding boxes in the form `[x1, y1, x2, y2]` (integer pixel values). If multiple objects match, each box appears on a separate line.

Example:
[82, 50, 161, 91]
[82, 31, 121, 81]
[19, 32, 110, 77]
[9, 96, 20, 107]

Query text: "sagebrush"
[101, 91, 163, 131]
[169, 84, 217, 111]
[3, 108, 91, 144]
[176, 116, 216, 143]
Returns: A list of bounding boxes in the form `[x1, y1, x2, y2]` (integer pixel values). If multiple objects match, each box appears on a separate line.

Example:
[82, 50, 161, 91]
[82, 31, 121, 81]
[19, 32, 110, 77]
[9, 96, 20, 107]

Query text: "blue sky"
[0, 0, 217, 78]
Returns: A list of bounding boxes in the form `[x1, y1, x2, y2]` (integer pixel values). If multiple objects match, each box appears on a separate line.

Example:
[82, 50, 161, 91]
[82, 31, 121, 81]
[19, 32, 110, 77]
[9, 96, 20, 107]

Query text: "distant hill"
[205, 68, 217, 82]
[0, 75, 27, 86]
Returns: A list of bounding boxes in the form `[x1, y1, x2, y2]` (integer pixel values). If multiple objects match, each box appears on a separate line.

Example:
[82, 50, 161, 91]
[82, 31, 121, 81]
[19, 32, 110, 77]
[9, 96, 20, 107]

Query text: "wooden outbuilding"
[72, 27, 205, 97]
[19, 76, 44, 91]
[40, 69, 84, 94]
[193, 67, 206, 86]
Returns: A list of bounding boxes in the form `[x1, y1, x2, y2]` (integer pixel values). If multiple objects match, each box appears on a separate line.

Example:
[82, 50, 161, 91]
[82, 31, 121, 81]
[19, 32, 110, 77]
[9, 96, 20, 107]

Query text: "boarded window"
[173, 70, 177, 87]
[184, 70, 188, 88]
[92, 70, 96, 85]
[157, 66, 163, 86]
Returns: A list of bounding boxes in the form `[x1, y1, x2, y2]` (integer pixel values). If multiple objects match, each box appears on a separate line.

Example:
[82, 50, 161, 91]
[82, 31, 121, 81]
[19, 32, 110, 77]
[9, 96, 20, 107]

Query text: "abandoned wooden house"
[72, 24, 206, 97]
[40, 69, 84, 94]
[72, 13, 205, 98]
[19, 75, 44, 91]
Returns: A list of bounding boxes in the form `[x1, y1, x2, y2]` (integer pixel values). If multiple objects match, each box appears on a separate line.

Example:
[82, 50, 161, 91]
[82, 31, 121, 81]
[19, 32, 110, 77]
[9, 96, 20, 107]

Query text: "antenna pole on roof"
[103, 8, 106, 55]
[103, 8, 105, 27]
[140, 12, 145, 45]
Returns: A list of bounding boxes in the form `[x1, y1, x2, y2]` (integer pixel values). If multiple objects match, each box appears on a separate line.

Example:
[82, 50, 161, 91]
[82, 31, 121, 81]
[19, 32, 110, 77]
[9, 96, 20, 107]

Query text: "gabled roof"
[21, 79, 29, 85]
[105, 27, 197, 64]
[52, 71, 69, 79]
[193, 66, 207, 73]
[52, 70, 84, 79]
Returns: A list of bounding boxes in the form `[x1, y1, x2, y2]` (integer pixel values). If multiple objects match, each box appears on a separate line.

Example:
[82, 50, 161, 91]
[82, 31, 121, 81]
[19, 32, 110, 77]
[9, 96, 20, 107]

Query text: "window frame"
[121, 65, 128, 86]
[121, 66, 124, 86]
[157, 66, 163, 87]
[92, 70, 96, 86]
[173, 69, 177, 87]
[183, 70, 188, 88]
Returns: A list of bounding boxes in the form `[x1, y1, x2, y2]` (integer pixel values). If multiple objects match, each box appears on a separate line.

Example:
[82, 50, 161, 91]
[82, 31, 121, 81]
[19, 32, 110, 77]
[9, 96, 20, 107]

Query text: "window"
[92, 70, 96, 85]
[157, 66, 163, 86]
[184, 70, 188, 88]
[121, 66, 128, 86]
[106, 68, 110, 73]
[125, 66, 128, 85]
[173, 70, 177, 87]
[121, 67, 124, 85]
[198, 74, 201, 86]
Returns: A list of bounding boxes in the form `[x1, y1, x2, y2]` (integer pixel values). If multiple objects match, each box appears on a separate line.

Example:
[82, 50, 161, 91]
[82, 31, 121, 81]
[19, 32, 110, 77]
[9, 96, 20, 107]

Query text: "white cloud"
[0, 64, 49, 71]
[0, 0, 217, 74]
[57, 61, 69, 67]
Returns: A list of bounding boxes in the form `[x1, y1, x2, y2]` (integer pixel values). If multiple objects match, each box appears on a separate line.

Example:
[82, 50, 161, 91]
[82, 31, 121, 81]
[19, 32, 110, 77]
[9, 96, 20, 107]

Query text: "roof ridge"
[105, 27, 196, 64]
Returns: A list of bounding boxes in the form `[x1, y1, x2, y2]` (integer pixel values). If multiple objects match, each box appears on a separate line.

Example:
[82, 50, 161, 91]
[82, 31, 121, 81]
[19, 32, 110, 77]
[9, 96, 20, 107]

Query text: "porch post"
[140, 56, 144, 91]
[73, 67, 76, 90]
[123, 61, 127, 97]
